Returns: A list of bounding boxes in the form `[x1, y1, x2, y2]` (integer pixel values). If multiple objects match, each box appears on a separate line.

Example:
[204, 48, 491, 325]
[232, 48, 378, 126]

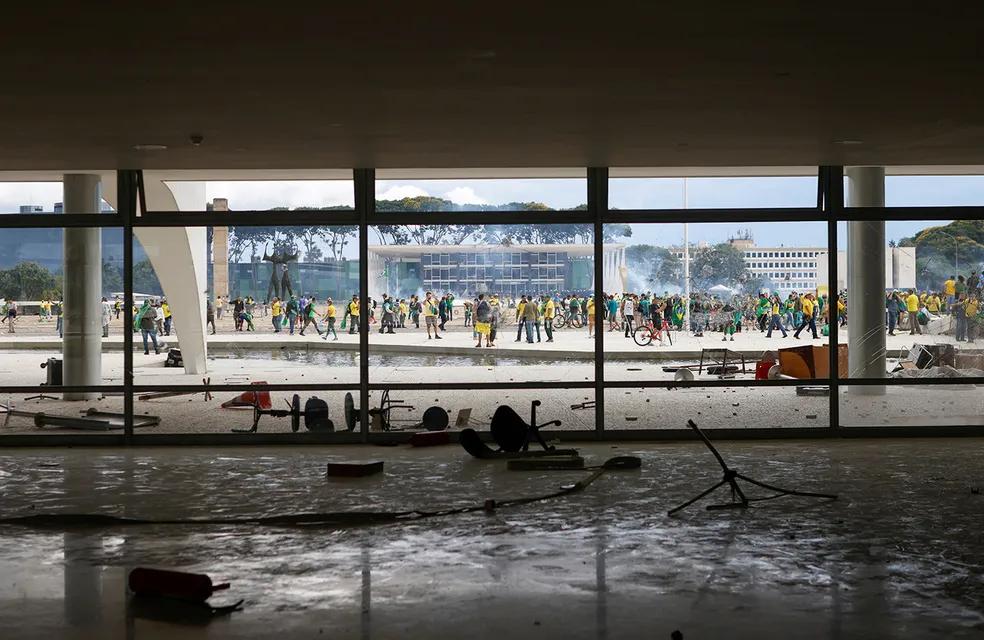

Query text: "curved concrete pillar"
[133, 177, 209, 375]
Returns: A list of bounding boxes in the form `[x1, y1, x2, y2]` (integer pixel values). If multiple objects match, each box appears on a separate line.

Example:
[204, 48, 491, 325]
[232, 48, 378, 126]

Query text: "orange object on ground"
[221, 382, 271, 410]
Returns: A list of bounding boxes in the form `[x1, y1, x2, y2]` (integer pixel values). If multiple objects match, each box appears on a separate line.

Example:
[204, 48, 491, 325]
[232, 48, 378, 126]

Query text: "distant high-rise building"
[19, 205, 43, 213]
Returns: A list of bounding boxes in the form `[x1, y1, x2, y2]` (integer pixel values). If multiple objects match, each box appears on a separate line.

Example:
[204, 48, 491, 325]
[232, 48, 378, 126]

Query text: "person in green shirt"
[285, 295, 299, 335]
[955, 275, 968, 304]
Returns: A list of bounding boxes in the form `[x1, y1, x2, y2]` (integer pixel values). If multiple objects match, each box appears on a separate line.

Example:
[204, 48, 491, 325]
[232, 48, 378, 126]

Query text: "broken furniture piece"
[460, 400, 577, 459]
[698, 348, 746, 377]
[344, 390, 449, 432]
[777, 344, 848, 379]
[138, 378, 213, 402]
[231, 393, 333, 433]
[1, 403, 159, 430]
[667, 419, 837, 516]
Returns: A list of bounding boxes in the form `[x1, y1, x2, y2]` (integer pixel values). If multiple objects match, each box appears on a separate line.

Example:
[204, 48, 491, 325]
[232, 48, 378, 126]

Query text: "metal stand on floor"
[668, 419, 837, 516]
[23, 392, 59, 402]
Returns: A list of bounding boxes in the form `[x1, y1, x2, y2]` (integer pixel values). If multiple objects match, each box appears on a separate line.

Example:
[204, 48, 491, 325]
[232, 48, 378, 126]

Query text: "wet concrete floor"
[0, 439, 982, 639]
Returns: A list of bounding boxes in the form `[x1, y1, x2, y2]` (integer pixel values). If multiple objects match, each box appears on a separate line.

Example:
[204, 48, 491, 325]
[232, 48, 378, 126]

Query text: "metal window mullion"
[589, 168, 608, 437]
[603, 207, 824, 224]
[822, 166, 844, 432]
[0, 213, 123, 228]
[355, 169, 373, 442]
[369, 211, 594, 226]
[842, 205, 984, 221]
[134, 211, 361, 228]
[121, 170, 138, 439]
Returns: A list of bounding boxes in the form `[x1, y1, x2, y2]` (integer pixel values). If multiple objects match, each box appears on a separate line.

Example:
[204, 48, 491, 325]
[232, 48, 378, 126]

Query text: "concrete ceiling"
[3, 3, 984, 170]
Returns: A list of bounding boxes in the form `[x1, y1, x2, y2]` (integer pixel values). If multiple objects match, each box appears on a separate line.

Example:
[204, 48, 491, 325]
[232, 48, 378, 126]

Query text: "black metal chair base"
[668, 420, 838, 516]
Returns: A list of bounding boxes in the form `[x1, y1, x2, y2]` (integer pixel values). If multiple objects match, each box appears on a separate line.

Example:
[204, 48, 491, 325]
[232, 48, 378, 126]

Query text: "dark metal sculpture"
[263, 247, 298, 301]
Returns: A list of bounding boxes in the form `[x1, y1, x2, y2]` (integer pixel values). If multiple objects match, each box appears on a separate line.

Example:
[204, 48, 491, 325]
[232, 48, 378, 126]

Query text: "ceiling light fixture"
[132, 143, 168, 151]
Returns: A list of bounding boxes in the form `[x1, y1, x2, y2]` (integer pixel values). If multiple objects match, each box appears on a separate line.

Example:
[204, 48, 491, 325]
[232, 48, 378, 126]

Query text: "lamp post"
[936, 230, 959, 279]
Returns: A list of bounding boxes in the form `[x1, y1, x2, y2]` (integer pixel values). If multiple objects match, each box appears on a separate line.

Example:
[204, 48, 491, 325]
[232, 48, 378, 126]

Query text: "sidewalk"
[0, 323, 957, 361]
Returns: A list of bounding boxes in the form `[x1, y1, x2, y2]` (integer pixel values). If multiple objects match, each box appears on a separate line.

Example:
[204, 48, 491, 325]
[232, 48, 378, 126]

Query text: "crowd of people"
[5, 269, 984, 349]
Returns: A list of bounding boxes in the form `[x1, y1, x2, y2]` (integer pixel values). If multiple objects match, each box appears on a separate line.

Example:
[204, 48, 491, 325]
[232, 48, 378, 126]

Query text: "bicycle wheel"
[633, 326, 653, 347]
[554, 314, 567, 329]
[570, 316, 582, 329]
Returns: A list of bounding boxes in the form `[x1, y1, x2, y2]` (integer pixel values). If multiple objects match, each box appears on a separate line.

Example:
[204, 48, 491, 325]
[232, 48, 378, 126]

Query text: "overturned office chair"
[490, 400, 561, 452]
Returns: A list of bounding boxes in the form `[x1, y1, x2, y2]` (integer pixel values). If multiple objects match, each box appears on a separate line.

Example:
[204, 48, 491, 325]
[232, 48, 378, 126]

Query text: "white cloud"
[0, 182, 63, 213]
[444, 186, 488, 205]
[378, 185, 429, 200]
[205, 180, 355, 210]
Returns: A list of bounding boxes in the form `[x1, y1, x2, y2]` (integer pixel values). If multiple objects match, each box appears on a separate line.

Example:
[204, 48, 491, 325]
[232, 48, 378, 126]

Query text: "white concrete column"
[62, 174, 103, 400]
[846, 167, 886, 392]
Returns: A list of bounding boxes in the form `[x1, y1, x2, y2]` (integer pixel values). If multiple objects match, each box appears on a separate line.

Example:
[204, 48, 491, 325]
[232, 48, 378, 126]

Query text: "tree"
[624, 245, 683, 291]
[689, 243, 749, 290]
[899, 220, 984, 288]
[102, 261, 123, 293]
[228, 226, 273, 263]
[303, 244, 325, 262]
[133, 259, 163, 295]
[297, 226, 326, 262]
[0, 261, 58, 299]
[322, 226, 357, 261]
[372, 225, 411, 245]
[602, 224, 632, 243]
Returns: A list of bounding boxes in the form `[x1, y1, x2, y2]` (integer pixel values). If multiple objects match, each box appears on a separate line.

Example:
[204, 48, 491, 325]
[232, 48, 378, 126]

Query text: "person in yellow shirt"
[347, 295, 361, 335]
[161, 299, 173, 335]
[944, 276, 957, 307]
[542, 295, 555, 342]
[321, 297, 338, 340]
[514, 296, 528, 342]
[421, 292, 440, 339]
[793, 293, 818, 339]
[966, 296, 980, 344]
[398, 299, 408, 328]
[905, 290, 922, 335]
[586, 296, 595, 337]
[926, 294, 940, 314]
[271, 297, 282, 332]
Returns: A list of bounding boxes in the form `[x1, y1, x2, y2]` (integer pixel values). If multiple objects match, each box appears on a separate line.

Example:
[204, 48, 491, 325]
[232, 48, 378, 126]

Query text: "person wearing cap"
[886, 291, 901, 336]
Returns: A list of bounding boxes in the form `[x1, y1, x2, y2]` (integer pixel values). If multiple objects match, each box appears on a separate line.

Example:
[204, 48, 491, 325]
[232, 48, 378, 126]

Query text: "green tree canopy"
[0, 261, 58, 299]
[624, 244, 683, 290]
[689, 243, 749, 290]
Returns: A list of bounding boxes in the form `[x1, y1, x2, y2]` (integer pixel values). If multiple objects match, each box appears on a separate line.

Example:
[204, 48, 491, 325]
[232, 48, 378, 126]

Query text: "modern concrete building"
[670, 238, 916, 292]
[367, 243, 625, 298]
